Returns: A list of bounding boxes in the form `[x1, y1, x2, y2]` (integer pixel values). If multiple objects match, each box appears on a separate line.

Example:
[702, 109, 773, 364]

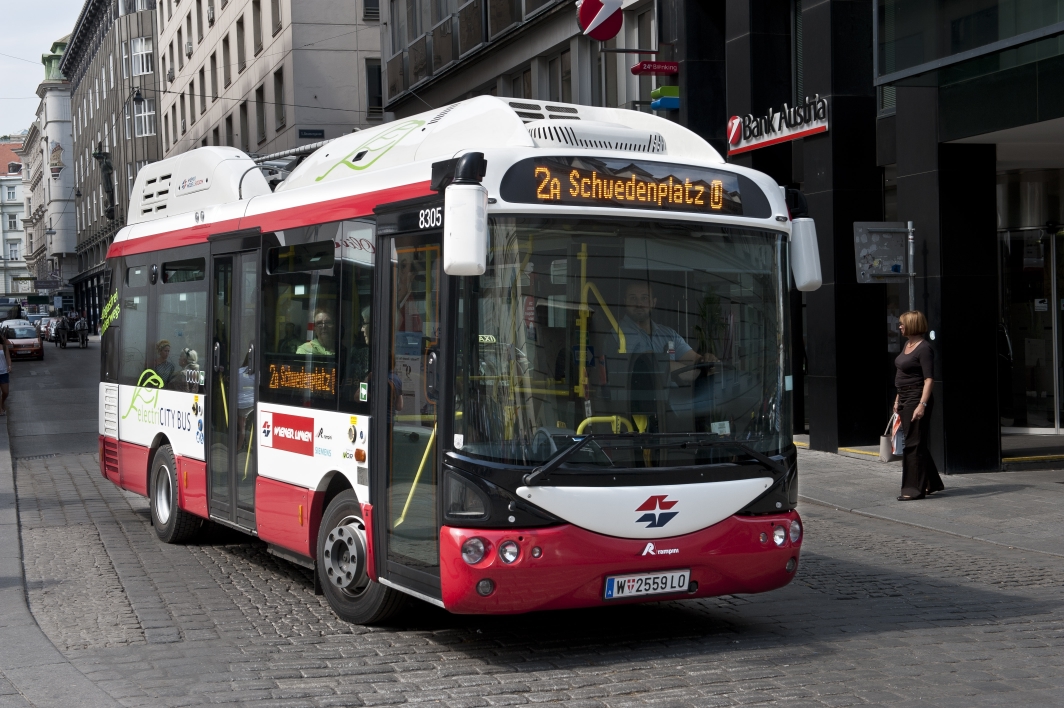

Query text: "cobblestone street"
[6, 350, 1064, 707]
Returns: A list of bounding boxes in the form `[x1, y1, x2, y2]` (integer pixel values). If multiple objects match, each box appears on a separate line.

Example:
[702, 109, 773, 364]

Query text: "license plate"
[604, 569, 690, 600]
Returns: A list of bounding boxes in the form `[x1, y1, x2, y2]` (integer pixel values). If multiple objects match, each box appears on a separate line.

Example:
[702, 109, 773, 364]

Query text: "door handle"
[246, 342, 255, 375]
[213, 341, 222, 373]
[424, 348, 438, 401]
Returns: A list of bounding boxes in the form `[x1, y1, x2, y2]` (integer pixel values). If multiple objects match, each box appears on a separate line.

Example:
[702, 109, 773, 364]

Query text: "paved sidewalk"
[0, 404, 118, 706]
[798, 447, 1064, 558]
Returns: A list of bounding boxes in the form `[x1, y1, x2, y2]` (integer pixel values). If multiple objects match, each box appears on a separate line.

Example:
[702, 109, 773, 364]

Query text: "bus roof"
[112, 97, 785, 259]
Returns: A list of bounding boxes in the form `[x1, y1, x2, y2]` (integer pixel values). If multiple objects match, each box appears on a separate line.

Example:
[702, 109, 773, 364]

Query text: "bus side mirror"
[790, 218, 822, 291]
[443, 152, 488, 276]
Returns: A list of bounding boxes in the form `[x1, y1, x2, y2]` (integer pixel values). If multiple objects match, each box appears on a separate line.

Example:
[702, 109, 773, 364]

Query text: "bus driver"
[616, 281, 713, 383]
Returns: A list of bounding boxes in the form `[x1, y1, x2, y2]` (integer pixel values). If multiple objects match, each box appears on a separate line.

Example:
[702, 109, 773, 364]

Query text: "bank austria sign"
[727, 94, 829, 155]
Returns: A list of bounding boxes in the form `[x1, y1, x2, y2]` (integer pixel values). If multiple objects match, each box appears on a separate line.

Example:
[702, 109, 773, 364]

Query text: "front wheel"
[149, 444, 201, 542]
[317, 490, 405, 624]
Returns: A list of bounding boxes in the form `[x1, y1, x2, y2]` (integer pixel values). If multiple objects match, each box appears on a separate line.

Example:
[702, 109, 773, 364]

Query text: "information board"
[853, 222, 909, 284]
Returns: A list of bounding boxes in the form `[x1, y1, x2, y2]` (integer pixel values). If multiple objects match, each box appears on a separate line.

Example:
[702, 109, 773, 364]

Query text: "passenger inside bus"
[298, 307, 336, 355]
[154, 339, 176, 386]
[277, 322, 302, 354]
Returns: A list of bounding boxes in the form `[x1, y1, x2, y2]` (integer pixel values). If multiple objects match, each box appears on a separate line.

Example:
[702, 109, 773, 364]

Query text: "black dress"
[894, 340, 944, 498]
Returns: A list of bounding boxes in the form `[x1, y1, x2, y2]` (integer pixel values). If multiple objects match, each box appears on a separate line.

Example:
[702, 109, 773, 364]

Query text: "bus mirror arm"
[443, 152, 489, 276]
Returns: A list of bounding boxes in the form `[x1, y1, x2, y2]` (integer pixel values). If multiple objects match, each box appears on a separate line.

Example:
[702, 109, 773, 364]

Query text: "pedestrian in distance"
[75, 315, 89, 348]
[0, 328, 10, 415]
[56, 316, 69, 349]
[893, 310, 945, 501]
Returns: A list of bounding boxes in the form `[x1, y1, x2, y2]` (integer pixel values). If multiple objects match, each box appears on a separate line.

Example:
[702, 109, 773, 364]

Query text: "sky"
[0, 0, 86, 138]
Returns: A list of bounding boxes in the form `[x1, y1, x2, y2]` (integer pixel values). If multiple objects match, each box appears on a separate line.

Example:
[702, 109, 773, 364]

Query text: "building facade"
[0, 143, 32, 295]
[61, 0, 164, 329]
[872, 0, 1064, 470]
[17, 37, 77, 311]
[381, 0, 675, 120]
[158, 0, 382, 159]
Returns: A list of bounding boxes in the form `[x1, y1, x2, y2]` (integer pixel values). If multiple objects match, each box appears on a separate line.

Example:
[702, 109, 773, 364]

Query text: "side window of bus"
[338, 221, 374, 414]
[119, 264, 150, 386]
[100, 265, 119, 383]
[155, 258, 208, 393]
[261, 239, 341, 409]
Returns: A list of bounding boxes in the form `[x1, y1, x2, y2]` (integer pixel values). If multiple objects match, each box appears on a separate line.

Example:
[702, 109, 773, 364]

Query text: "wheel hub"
[323, 517, 368, 595]
[155, 465, 172, 524]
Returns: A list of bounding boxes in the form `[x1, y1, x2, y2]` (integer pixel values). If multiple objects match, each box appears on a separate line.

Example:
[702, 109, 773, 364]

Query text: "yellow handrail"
[394, 423, 436, 527]
[575, 244, 625, 398]
[577, 415, 634, 435]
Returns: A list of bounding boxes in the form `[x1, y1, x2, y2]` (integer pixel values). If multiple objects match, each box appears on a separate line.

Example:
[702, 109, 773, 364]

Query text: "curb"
[0, 397, 119, 705]
[798, 493, 1064, 560]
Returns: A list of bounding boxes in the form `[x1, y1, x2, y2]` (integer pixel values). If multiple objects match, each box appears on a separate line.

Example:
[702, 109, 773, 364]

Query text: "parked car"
[1, 319, 32, 330]
[40, 317, 59, 342]
[5, 325, 43, 360]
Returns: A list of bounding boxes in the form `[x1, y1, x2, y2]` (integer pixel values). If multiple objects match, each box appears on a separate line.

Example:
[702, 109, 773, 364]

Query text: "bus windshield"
[452, 216, 791, 467]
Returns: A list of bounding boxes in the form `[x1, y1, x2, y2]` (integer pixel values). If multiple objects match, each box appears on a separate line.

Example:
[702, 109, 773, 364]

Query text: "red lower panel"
[440, 511, 802, 614]
[360, 503, 377, 582]
[256, 477, 316, 557]
[99, 436, 119, 483]
[117, 440, 150, 497]
[176, 456, 209, 519]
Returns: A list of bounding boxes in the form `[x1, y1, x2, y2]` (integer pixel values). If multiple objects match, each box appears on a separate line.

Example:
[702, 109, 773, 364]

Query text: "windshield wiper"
[522, 433, 786, 486]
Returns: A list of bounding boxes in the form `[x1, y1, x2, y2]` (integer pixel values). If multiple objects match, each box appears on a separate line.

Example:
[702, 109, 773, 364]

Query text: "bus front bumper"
[439, 511, 801, 614]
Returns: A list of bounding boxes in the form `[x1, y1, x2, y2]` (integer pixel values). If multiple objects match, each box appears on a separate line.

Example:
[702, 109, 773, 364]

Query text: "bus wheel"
[149, 445, 200, 543]
[317, 490, 405, 625]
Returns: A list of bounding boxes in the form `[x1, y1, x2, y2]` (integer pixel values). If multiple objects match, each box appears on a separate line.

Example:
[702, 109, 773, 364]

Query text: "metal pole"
[907, 220, 915, 311]
[1053, 233, 1060, 434]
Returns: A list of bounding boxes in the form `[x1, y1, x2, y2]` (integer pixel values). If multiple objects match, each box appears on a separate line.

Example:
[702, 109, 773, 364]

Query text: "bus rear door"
[208, 231, 262, 530]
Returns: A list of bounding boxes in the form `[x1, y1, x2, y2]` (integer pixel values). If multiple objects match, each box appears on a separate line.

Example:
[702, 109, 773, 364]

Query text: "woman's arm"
[912, 377, 933, 420]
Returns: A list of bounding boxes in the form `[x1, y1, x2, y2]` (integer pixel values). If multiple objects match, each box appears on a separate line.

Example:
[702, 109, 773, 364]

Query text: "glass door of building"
[998, 228, 1062, 432]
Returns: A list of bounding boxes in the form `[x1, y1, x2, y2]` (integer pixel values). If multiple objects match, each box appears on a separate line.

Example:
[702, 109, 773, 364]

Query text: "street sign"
[299, 129, 325, 139]
[631, 61, 678, 76]
[34, 279, 63, 290]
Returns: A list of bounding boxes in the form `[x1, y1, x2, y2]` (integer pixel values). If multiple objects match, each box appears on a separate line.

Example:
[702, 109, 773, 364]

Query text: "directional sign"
[650, 85, 679, 111]
[631, 61, 678, 76]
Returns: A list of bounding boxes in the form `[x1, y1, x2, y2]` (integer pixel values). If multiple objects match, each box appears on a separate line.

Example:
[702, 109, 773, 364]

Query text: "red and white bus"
[98, 97, 822, 623]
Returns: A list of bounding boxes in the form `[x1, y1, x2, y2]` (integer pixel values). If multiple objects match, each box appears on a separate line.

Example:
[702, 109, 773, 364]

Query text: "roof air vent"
[525, 119, 666, 154]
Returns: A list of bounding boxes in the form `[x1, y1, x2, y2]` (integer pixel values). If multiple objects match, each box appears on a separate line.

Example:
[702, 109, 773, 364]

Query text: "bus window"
[157, 257, 207, 393]
[261, 240, 341, 409]
[119, 292, 150, 386]
[127, 265, 149, 287]
[339, 221, 374, 414]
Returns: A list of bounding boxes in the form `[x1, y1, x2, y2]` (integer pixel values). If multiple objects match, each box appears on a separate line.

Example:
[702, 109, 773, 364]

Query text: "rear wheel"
[149, 445, 201, 542]
[317, 490, 405, 624]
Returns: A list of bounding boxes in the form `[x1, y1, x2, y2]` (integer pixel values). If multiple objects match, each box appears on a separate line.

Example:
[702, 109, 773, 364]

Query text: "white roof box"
[525, 119, 666, 154]
[127, 146, 271, 224]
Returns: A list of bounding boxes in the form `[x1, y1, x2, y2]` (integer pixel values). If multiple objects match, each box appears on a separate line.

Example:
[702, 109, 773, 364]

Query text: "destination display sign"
[499, 157, 744, 215]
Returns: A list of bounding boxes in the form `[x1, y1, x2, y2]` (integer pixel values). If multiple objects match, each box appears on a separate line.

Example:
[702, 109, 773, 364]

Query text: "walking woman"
[0, 327, 11, 415]
[893, 310, 945, 500]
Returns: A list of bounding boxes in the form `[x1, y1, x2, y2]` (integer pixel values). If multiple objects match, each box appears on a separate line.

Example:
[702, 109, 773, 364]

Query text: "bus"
[98, 97, 822, 624]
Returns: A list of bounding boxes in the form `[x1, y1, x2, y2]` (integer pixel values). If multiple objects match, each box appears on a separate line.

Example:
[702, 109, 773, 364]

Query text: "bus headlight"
[462, 537, 487, 564]
[499, 540, 519, 564]
[773, 526, 786, 546]
[789, 519, 802, 543]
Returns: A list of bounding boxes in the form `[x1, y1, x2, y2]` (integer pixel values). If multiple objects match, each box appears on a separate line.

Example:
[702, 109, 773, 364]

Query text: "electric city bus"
[97, 96, 822, 624]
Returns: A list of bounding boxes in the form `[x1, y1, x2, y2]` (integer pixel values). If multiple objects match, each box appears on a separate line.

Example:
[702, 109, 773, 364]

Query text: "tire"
[317, 490, 405, 625]
[149, 444, 201, 543]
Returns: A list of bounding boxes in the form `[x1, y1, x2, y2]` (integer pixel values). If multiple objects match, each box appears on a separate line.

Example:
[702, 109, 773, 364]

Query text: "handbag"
[879, 412, 903, 462]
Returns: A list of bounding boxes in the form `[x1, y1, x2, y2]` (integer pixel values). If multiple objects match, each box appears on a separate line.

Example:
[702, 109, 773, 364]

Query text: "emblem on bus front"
[635, 495, 678, 529]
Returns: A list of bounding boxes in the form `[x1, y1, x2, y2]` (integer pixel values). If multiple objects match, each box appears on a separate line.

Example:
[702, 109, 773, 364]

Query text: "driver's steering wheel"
[670, 360, 718, 382]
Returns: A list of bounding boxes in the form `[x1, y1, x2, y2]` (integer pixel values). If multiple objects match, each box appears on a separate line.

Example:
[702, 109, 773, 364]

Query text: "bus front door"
[209, 249, 260, 529]
[376, 231, 444, 600]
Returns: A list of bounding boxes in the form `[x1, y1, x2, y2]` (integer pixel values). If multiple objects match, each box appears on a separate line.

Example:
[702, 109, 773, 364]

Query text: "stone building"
[17, 37, 77, 310]
[61, 0, 164, 328]
[158, 0, 382, 159]
[0, 141, 32, 295]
